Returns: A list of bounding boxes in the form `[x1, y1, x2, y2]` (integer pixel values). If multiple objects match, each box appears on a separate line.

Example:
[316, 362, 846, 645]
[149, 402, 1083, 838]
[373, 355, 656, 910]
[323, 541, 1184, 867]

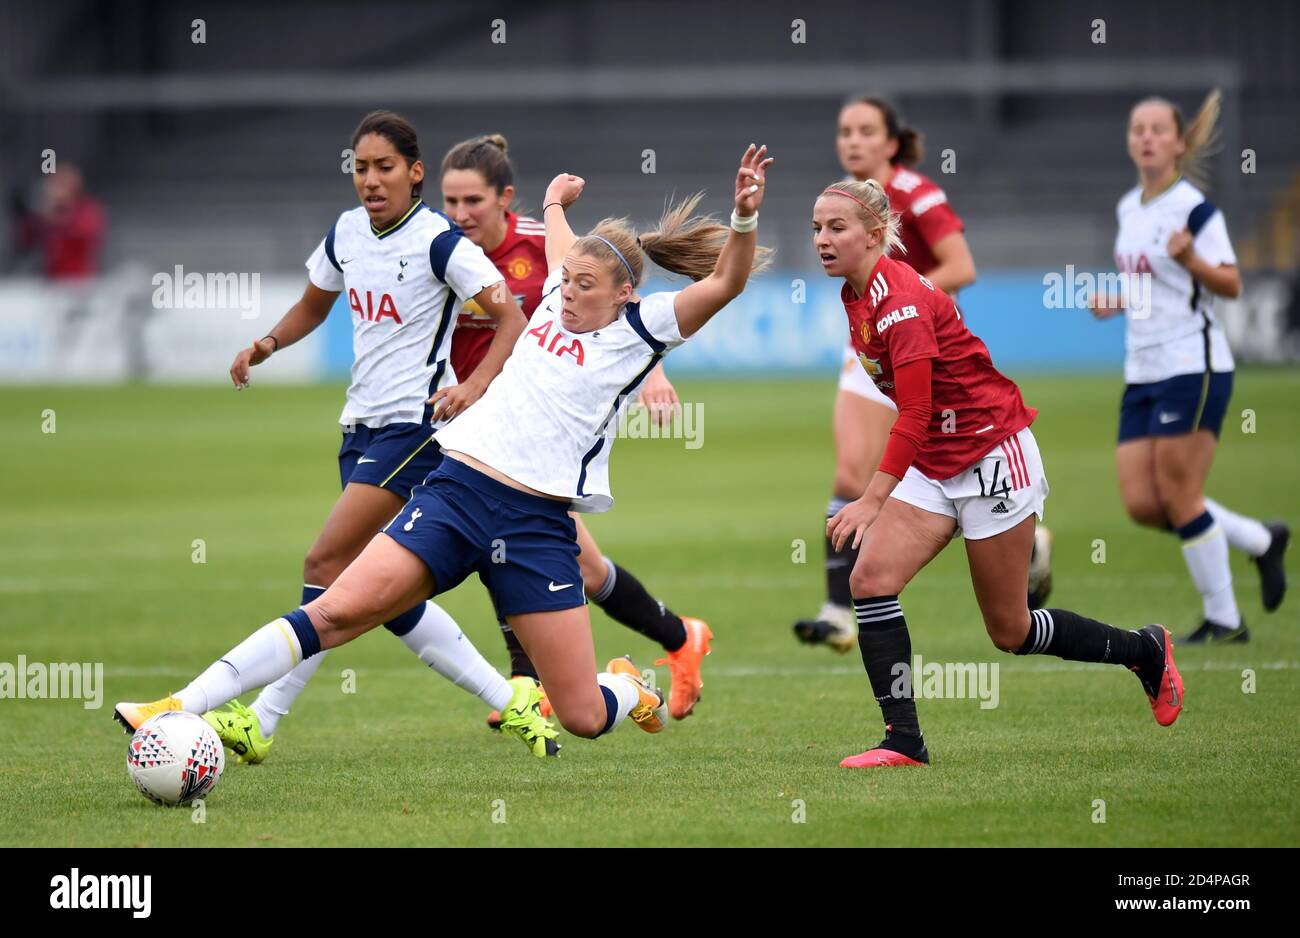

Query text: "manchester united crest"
[508, 256, 533, 280]
[860, 320, 872, 343]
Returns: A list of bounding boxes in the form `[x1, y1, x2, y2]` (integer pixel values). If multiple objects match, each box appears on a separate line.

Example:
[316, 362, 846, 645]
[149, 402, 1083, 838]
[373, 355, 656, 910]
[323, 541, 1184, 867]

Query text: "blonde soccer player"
[1091, 91, 1288, 645]
[115, 145, 773, 754]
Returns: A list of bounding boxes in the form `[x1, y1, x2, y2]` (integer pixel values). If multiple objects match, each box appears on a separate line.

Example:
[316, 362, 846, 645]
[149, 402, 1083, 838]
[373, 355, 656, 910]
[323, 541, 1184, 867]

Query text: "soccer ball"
[126, 711, 224, 806]
[1028, 525, 1054, 609]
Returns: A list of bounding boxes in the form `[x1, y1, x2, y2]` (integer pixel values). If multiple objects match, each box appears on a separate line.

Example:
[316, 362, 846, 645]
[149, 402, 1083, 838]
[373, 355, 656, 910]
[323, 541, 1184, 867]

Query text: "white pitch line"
[101, 661, 1300, 679]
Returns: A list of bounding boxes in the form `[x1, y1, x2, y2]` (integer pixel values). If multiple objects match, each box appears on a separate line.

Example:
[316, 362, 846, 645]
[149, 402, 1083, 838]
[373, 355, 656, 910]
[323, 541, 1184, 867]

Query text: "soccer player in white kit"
[1092, 91, 1289, 644]
[115, 144, 774, 753]
[207, 111, 554, 760]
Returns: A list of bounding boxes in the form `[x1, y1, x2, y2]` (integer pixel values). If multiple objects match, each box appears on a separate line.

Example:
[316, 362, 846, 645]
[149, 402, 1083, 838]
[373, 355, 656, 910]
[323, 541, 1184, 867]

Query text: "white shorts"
[889, 427, 1049, 540]
[838, 343, 897, 410]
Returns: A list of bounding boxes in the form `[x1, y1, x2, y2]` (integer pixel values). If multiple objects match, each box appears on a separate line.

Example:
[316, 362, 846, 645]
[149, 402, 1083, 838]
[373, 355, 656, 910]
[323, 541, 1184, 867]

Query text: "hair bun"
[484, 134, 508, 152]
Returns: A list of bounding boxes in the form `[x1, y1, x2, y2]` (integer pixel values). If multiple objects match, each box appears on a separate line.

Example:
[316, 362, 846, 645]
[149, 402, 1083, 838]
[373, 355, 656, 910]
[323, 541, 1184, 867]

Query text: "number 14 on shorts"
[972, 461, 1012, 499]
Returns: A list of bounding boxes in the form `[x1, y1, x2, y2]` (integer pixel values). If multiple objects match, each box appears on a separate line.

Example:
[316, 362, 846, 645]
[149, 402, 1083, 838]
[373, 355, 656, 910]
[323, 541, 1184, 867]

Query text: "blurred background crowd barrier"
[2, 0, 1297, 382]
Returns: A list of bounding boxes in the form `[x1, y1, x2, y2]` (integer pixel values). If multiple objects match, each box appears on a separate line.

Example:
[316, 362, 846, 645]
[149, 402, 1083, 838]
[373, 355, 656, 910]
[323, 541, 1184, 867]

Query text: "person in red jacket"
[440, 134, 712, 725]
[16, 165, 106, 280]
[814, 178, 1184, 768]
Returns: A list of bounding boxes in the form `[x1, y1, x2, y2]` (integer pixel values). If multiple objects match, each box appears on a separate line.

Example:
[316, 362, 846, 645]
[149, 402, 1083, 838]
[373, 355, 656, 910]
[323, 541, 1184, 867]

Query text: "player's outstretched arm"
[673, 144, 774, 339]
[542, 173, 585, 273]
[230, 281, 338, 388]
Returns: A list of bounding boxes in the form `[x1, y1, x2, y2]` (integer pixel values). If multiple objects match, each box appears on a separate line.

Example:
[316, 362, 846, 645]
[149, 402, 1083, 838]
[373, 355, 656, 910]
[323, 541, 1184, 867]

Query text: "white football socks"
[400, 602, 512, 712]
[175, 618, 306, 714]
[595, 671, 639, 733]
[1180, 521, 1242, 628]
[1203, 497, 1272, 557]
[252, 652, 327, 737]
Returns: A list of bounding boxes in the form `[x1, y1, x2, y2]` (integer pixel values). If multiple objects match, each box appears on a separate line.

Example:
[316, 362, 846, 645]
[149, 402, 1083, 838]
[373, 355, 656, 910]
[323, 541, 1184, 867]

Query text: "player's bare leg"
[840, 498, 953, 767]
[114, 533, 432, 732]
[231, 482, 407, 748]
[306, 533, 435, 648]
[491, 513, 705, 726]
[508, 607, 666, 737]
[1116, 439, 1167, 528]
[966, 516, 1184, 727]
[795, 388, 894, 652]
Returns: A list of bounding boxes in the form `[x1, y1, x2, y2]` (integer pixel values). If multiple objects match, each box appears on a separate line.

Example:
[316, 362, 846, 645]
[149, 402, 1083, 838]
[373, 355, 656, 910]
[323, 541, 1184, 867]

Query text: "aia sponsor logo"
[527, 319, 584, 365]
[349, 288, 402, 324]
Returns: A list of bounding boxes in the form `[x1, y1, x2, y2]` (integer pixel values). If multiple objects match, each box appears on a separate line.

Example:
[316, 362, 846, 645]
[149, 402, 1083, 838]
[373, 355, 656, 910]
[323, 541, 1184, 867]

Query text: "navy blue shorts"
[338, 422, 442, 498]
[1118, 371, 1234, 443]
[383, 457, 584, 619]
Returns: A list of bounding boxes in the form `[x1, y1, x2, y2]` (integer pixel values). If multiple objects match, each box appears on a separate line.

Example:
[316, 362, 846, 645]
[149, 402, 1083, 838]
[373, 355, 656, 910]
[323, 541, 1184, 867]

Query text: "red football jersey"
[844, 254, 1036, 479]
[449, 211, 547, 381]
[885, 167, 963, 278]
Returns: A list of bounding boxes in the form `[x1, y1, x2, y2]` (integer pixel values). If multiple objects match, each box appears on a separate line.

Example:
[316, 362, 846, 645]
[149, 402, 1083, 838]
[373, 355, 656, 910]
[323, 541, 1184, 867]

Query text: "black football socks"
[826, 497, 858, 609]
[1016, 608, 1160, 669]
[589, 558, 687, 652]
[853, 595, 927, 759]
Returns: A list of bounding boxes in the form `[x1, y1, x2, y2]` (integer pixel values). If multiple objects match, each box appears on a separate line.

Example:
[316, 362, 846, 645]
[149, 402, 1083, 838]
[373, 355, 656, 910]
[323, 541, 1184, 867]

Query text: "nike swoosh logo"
[1158, 413, 1181, 424]
[340, 258, 352, 265]
[357, 457, 377, 464]
[548, 582, 574, 592]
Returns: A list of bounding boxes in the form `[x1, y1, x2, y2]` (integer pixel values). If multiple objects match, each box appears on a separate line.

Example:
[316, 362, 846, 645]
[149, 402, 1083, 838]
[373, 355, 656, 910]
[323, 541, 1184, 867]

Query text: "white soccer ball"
[126, 711, 224, 806]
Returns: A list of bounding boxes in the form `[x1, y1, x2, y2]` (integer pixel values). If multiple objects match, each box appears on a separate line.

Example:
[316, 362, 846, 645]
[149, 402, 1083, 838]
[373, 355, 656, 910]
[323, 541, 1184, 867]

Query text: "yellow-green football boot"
[497, 677, 561, 758]
[203, 699, 274, 765]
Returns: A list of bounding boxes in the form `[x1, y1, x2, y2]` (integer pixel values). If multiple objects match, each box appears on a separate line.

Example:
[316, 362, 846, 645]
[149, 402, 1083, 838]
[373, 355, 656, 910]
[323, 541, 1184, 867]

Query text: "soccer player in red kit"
[813, 179, 1184, 768]
[441, 135, 712, 724]
[794, 96, 1057, 655]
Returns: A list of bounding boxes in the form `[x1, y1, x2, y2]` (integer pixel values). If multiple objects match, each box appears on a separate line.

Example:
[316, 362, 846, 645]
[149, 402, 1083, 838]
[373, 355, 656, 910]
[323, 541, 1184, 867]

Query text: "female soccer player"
[115, 144, 774, 755]
[1091, 91, 1288, 644]
[814, 179, 1182, 768]
[793, 96, 1051, 653]
[440, 135, 712, 724]
[238, 135, 712, 748]
[210, 110, 553, 761]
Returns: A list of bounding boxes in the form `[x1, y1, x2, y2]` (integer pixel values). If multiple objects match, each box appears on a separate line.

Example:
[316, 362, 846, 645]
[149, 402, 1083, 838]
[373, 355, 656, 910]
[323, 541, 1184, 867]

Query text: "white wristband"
[730, 210, 758, 233]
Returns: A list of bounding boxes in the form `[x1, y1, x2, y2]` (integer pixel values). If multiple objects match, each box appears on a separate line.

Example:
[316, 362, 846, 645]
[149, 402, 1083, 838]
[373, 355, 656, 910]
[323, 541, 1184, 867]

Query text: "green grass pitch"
[1, 370, 1297, 847]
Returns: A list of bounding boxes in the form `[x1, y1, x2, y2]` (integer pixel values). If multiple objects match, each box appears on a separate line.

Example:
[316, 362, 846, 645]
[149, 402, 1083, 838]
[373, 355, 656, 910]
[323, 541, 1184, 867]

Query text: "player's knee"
[985, 609, 1031, 653]
[556, 704, 606, 739]
[1123, 497, 1166, 528]
[850, 565, 901, 600]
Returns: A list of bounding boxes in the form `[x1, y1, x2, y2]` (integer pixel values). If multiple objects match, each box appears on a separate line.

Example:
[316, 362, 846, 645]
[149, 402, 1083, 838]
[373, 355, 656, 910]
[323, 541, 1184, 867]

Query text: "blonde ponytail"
[820, 179, 904, 255]
[576, 192, 774, 287]
[1180, 89, 1222, 190]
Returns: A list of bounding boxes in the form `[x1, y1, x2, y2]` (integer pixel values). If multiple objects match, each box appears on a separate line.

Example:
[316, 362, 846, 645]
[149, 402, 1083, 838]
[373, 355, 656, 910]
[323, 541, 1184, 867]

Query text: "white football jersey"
[435, 269, 685, 512]
[1113, 178, 1237, 384]
[306, 201, 504, 428]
